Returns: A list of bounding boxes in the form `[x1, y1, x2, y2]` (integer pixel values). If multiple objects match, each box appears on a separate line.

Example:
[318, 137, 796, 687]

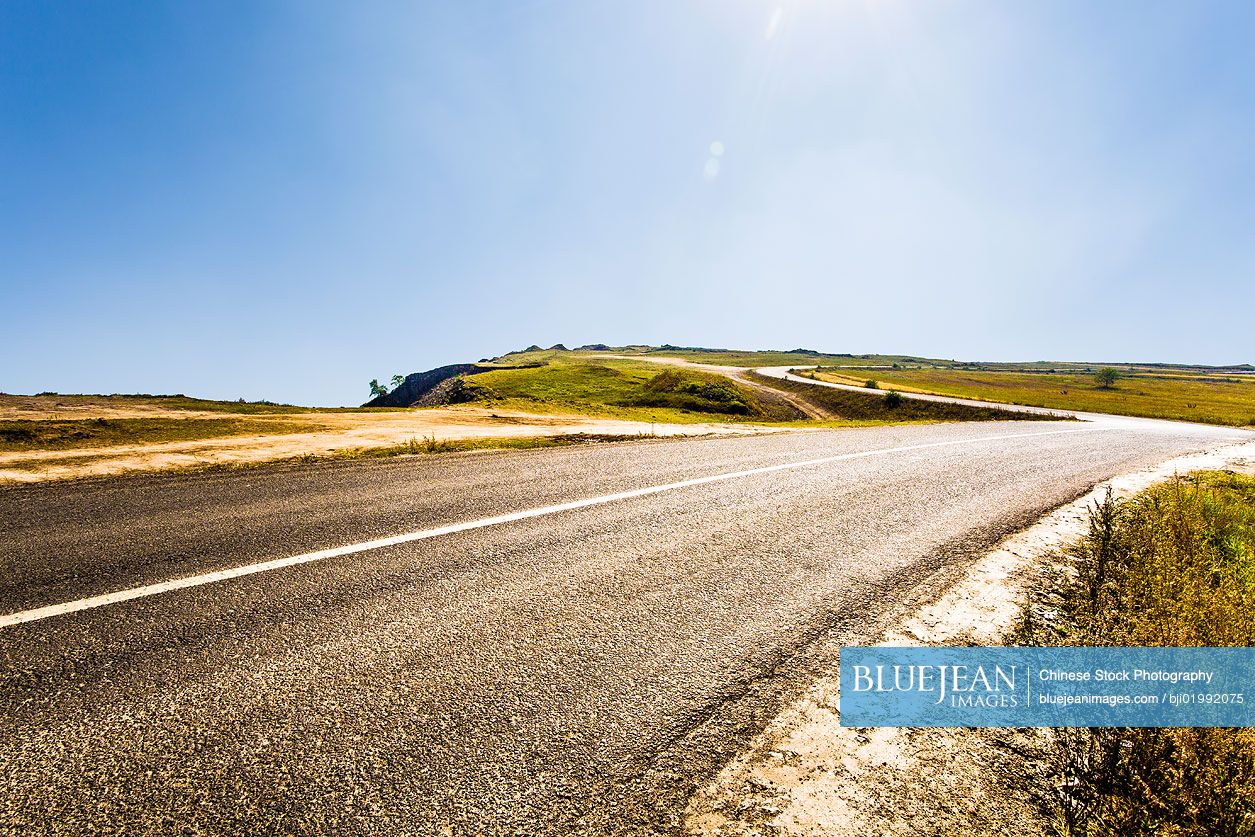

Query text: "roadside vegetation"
[0, 417, 320, 451]
[809, 367, 1255, 427]
[1017, 471, 1255, 835]
[285, 432, 661, 463]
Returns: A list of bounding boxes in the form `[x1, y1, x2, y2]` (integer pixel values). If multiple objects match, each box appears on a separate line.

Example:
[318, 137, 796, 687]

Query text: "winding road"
[0, 371, 1249, 834]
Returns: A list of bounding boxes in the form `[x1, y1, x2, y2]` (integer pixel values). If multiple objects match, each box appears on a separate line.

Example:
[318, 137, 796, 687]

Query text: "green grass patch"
[1018, 471, 1255, 834]
[632, 369, 757, 415]
[455, 357, 799, 423]
[812, 367, 1255, 426]
[0, 417, 320, 451]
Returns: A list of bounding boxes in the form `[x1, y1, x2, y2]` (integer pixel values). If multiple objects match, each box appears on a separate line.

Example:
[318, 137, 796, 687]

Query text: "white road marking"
[2, 426, 1095, 629]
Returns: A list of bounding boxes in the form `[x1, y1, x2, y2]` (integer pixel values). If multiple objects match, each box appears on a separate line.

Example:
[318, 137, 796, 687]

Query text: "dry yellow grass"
[1022, 472, 1255, 835]
[813, 367, 1255, 427]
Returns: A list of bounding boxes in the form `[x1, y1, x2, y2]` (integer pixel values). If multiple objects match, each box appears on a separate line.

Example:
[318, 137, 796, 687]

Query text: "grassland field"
[808, 367, 1255, 427]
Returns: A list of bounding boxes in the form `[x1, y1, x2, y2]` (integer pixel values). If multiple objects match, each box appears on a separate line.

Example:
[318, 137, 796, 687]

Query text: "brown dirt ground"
[0, 402, 781, 484]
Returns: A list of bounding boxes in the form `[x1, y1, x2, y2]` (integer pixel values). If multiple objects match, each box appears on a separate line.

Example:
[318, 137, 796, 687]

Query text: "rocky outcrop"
[412, 375, 486, 407]
[362, 364, 483, 408]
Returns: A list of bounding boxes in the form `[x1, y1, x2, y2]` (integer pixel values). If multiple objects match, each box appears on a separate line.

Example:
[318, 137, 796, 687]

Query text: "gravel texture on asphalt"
[0, 417, 1248, 834]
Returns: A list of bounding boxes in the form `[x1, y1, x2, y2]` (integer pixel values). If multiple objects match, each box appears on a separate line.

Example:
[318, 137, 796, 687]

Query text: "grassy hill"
[453, 355, 802, 423]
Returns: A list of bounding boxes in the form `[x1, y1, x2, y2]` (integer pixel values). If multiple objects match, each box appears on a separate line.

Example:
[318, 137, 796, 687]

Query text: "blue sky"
[3, 1, 1253, 405]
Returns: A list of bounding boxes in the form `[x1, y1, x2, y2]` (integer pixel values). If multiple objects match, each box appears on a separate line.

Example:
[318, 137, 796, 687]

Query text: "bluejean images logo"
[851, 660, 1020, 708]
[839, 646, 1255, 728]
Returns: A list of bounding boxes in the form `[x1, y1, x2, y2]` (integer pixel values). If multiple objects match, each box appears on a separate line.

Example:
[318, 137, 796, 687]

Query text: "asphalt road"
[0, 410, 1249, 834]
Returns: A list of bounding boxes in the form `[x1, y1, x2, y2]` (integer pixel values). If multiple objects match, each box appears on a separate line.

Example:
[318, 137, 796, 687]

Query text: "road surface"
[0, 398, 1249, 833]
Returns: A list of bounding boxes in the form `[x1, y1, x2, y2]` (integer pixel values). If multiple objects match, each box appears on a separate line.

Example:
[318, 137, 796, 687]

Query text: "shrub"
[634, 370, 755, 415]
[864, 379, 879, 389]
[642, 370, 687, 393]
[0, 426, 35, 442]
[882, 391, 903, 408]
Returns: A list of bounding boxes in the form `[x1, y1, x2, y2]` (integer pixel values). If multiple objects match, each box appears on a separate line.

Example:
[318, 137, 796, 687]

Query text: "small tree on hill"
[391, 374, 406, 390]
[1095, 368, 1120, 390]
[369, 379, 389, 398]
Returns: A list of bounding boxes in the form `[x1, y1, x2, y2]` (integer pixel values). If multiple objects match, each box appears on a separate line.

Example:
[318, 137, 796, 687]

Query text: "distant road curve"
[754, 365, 1071, 419]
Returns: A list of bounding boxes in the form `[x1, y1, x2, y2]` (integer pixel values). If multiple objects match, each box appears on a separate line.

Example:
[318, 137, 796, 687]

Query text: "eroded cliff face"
[361, 364, 482, 408]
